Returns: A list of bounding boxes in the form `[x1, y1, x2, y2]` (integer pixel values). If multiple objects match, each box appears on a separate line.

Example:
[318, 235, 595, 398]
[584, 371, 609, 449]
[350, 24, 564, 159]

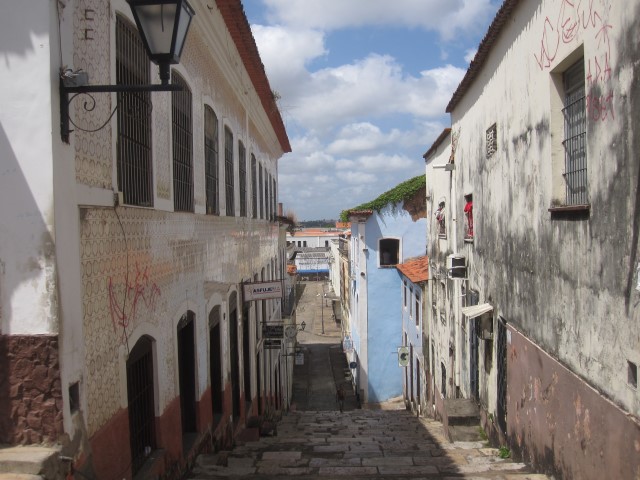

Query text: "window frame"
[171, 71, 194, 212]
[204, 105, 219, 215]
[116, 15, 153, 208]
[224, 126, 235, 216]
[378, 237, 400, 267]
[239, 141, 247, 217]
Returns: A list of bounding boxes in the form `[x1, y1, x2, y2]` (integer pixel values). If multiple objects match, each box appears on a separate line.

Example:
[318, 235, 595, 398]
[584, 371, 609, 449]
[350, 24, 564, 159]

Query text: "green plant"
[339, 175, 426, 222]
[498, 446, 511, 459]
[478, 426, 488, 441]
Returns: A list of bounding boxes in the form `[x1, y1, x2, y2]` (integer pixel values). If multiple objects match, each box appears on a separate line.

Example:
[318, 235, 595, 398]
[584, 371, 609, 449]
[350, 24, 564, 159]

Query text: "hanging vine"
[339, 174, 426, 222]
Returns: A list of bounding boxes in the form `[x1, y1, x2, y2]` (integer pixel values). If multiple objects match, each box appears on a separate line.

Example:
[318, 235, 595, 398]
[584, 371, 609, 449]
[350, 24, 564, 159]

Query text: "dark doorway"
[242, 305, 252, 415]
[409, 344, 414, 403]
[470, 319, 480, 401]
[256, 353, 262, 415]
[177, 312, 197, 437]
[127, 336, 156, 476]
[209, 306, 223, 426]
[441, 362, 447, 398]
[274, 367, 280, 410]
[496, 317, 508, 435]
[415, 358, 421, 407]
[229, 294, 241, 422]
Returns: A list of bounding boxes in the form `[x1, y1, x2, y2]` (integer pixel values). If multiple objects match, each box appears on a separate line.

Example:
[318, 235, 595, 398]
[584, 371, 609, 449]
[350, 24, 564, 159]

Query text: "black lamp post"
[128, 0, 195, 85]
[60, 0, 195, 142]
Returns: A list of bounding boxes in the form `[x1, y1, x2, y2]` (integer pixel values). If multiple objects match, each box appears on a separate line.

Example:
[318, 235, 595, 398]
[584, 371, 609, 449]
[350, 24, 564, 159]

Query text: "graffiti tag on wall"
[108, 263, 161, 342]
[534, 0, 615, 121]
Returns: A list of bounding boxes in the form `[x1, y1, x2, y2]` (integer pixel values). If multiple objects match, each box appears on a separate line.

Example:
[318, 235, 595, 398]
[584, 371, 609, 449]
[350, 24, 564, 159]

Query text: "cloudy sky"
[243, 0, 500, 220]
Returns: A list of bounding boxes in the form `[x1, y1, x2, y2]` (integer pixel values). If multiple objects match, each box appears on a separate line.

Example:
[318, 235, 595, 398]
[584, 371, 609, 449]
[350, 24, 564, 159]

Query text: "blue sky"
[243, 0, 500, 220]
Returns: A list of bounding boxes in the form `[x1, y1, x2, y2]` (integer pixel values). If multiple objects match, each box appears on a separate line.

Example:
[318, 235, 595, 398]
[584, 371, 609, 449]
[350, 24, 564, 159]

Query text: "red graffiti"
[534, 0, 615, 121]
[586, 92, 615, 121]
[108, 263, 161, 341]
[535, 0, 613, 71]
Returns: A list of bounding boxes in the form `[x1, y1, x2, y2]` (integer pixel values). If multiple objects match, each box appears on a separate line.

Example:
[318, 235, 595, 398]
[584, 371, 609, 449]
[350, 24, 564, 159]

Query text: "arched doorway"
[229, 293, 241, 422]
[127, 335, 156, 476]
[177, 311, 197, 439]
[209, 306, 223, 426]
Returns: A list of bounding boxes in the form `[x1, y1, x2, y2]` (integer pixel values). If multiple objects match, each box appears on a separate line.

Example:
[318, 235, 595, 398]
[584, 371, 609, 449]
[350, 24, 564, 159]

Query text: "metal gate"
[496, 317, 508, 435]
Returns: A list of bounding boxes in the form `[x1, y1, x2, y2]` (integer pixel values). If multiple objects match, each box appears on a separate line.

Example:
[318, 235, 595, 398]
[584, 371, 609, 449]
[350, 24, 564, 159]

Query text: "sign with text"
[262, 324, 284, 338]
[264, 339, 282, 349]
[243, 281, 283, 301]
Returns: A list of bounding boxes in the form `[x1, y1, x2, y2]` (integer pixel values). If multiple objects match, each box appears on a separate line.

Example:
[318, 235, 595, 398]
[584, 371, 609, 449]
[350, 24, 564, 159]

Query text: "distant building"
[397, 256, 429, 414]
[287, 228, 342, 248]
[344, 176, 427, 403]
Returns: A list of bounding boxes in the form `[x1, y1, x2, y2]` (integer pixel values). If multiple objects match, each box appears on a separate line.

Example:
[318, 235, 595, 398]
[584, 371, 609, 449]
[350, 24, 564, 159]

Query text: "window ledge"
[548, 204, 590, 213]
[464, 237, 474, 244]
[549, 204, 590, 220]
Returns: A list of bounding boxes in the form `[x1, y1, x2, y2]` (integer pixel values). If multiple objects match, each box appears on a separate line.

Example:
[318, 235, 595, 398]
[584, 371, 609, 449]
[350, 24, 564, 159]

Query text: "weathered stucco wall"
[0, 1, 58, 336]
[508, 325, 640, 479]
[452, 0, 640, 419]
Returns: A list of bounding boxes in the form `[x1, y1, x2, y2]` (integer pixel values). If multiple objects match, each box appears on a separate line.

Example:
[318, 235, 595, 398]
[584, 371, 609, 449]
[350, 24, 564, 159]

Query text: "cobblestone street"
[188, 282, 552, 479]
[188, 405, 550, 479]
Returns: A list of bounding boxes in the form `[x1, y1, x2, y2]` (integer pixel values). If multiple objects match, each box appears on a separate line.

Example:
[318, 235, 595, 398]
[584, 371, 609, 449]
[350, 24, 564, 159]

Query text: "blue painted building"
[345, 177, 426, 403]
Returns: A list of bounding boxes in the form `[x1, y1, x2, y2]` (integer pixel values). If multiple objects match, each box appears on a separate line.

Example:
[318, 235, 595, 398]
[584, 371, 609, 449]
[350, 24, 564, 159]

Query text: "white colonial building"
[0, 1, 291, 478]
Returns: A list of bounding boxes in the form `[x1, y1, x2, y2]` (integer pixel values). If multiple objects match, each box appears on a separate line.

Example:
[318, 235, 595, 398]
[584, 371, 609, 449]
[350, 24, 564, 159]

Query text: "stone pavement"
[188, 281, 552, 478]
[188, 405, 551, 479]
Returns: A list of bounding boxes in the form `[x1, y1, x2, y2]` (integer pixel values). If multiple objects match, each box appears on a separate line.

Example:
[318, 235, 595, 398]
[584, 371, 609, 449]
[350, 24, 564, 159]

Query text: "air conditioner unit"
[446, 254, 467, 279]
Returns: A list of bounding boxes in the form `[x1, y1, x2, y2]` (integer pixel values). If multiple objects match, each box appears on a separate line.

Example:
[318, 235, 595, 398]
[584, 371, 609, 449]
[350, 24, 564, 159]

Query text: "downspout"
[451, 165, 461, 394]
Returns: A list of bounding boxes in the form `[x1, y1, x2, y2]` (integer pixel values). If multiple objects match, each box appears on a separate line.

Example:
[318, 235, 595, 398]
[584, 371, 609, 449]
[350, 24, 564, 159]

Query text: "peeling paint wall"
[508, 325, 640, 479]
[449, 0, 640, 476]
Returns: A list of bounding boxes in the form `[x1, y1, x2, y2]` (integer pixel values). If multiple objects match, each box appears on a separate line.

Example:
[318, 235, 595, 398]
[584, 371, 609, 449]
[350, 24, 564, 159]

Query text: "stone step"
[444, 398, 481, 426]
[0, 447, 63, 480]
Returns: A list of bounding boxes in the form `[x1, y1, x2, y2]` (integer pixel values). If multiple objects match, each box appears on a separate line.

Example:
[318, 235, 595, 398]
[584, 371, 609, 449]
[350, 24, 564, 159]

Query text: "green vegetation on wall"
[339, 175, 426, 222]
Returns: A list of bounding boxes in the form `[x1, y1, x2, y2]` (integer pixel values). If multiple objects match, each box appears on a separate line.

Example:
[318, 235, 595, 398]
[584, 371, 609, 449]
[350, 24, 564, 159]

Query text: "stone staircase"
[187, 408, 551, 479]
[443, 398, 484, 442]
[0, 446, 66, 480]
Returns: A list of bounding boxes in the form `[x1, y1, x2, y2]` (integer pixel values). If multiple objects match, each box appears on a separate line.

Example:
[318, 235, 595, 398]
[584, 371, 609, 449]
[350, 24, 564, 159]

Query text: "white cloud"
[261, 0, 495, 40]
[280, 54, 465, 132]
[247, 1, 493, 219]
[464, 48, 478, 64]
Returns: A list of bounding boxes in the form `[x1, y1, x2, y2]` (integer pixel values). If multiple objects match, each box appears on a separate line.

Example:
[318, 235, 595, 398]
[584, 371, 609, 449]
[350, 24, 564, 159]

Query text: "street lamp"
[60, 0, 195, 142]
[128, 0, 195, 84]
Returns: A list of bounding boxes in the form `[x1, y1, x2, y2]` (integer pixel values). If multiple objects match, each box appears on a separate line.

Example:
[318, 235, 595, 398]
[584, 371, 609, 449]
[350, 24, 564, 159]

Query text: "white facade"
[440, 0, 640, 477]
[0, 1, 291, 478]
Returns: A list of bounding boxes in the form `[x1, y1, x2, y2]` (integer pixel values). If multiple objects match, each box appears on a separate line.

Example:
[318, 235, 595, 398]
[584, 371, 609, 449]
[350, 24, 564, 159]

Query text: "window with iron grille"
[116, 16, 153, 207]
[562, 58, 587, 206]
[272, 177, 277, 219]
[225, 127, 235, 216]
[266, 172, 272, 220]
[259, 163, 264, 219]
[239, 141, 247, 217]
[204, 105, 219, 215]
[251, 154, 257, 218]
[486, 123, 497, 158]
[172, 72, 193, 212]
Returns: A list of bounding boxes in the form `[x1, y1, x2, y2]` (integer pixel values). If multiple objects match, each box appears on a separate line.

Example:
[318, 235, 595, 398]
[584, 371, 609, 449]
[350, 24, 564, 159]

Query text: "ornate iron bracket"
[60, 72, 182, 143]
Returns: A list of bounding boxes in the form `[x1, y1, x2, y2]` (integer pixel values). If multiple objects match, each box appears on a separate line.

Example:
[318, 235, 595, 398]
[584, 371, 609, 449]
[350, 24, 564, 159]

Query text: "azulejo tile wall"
[73, 0, 112, 189]
[80, 206, 279, 435]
